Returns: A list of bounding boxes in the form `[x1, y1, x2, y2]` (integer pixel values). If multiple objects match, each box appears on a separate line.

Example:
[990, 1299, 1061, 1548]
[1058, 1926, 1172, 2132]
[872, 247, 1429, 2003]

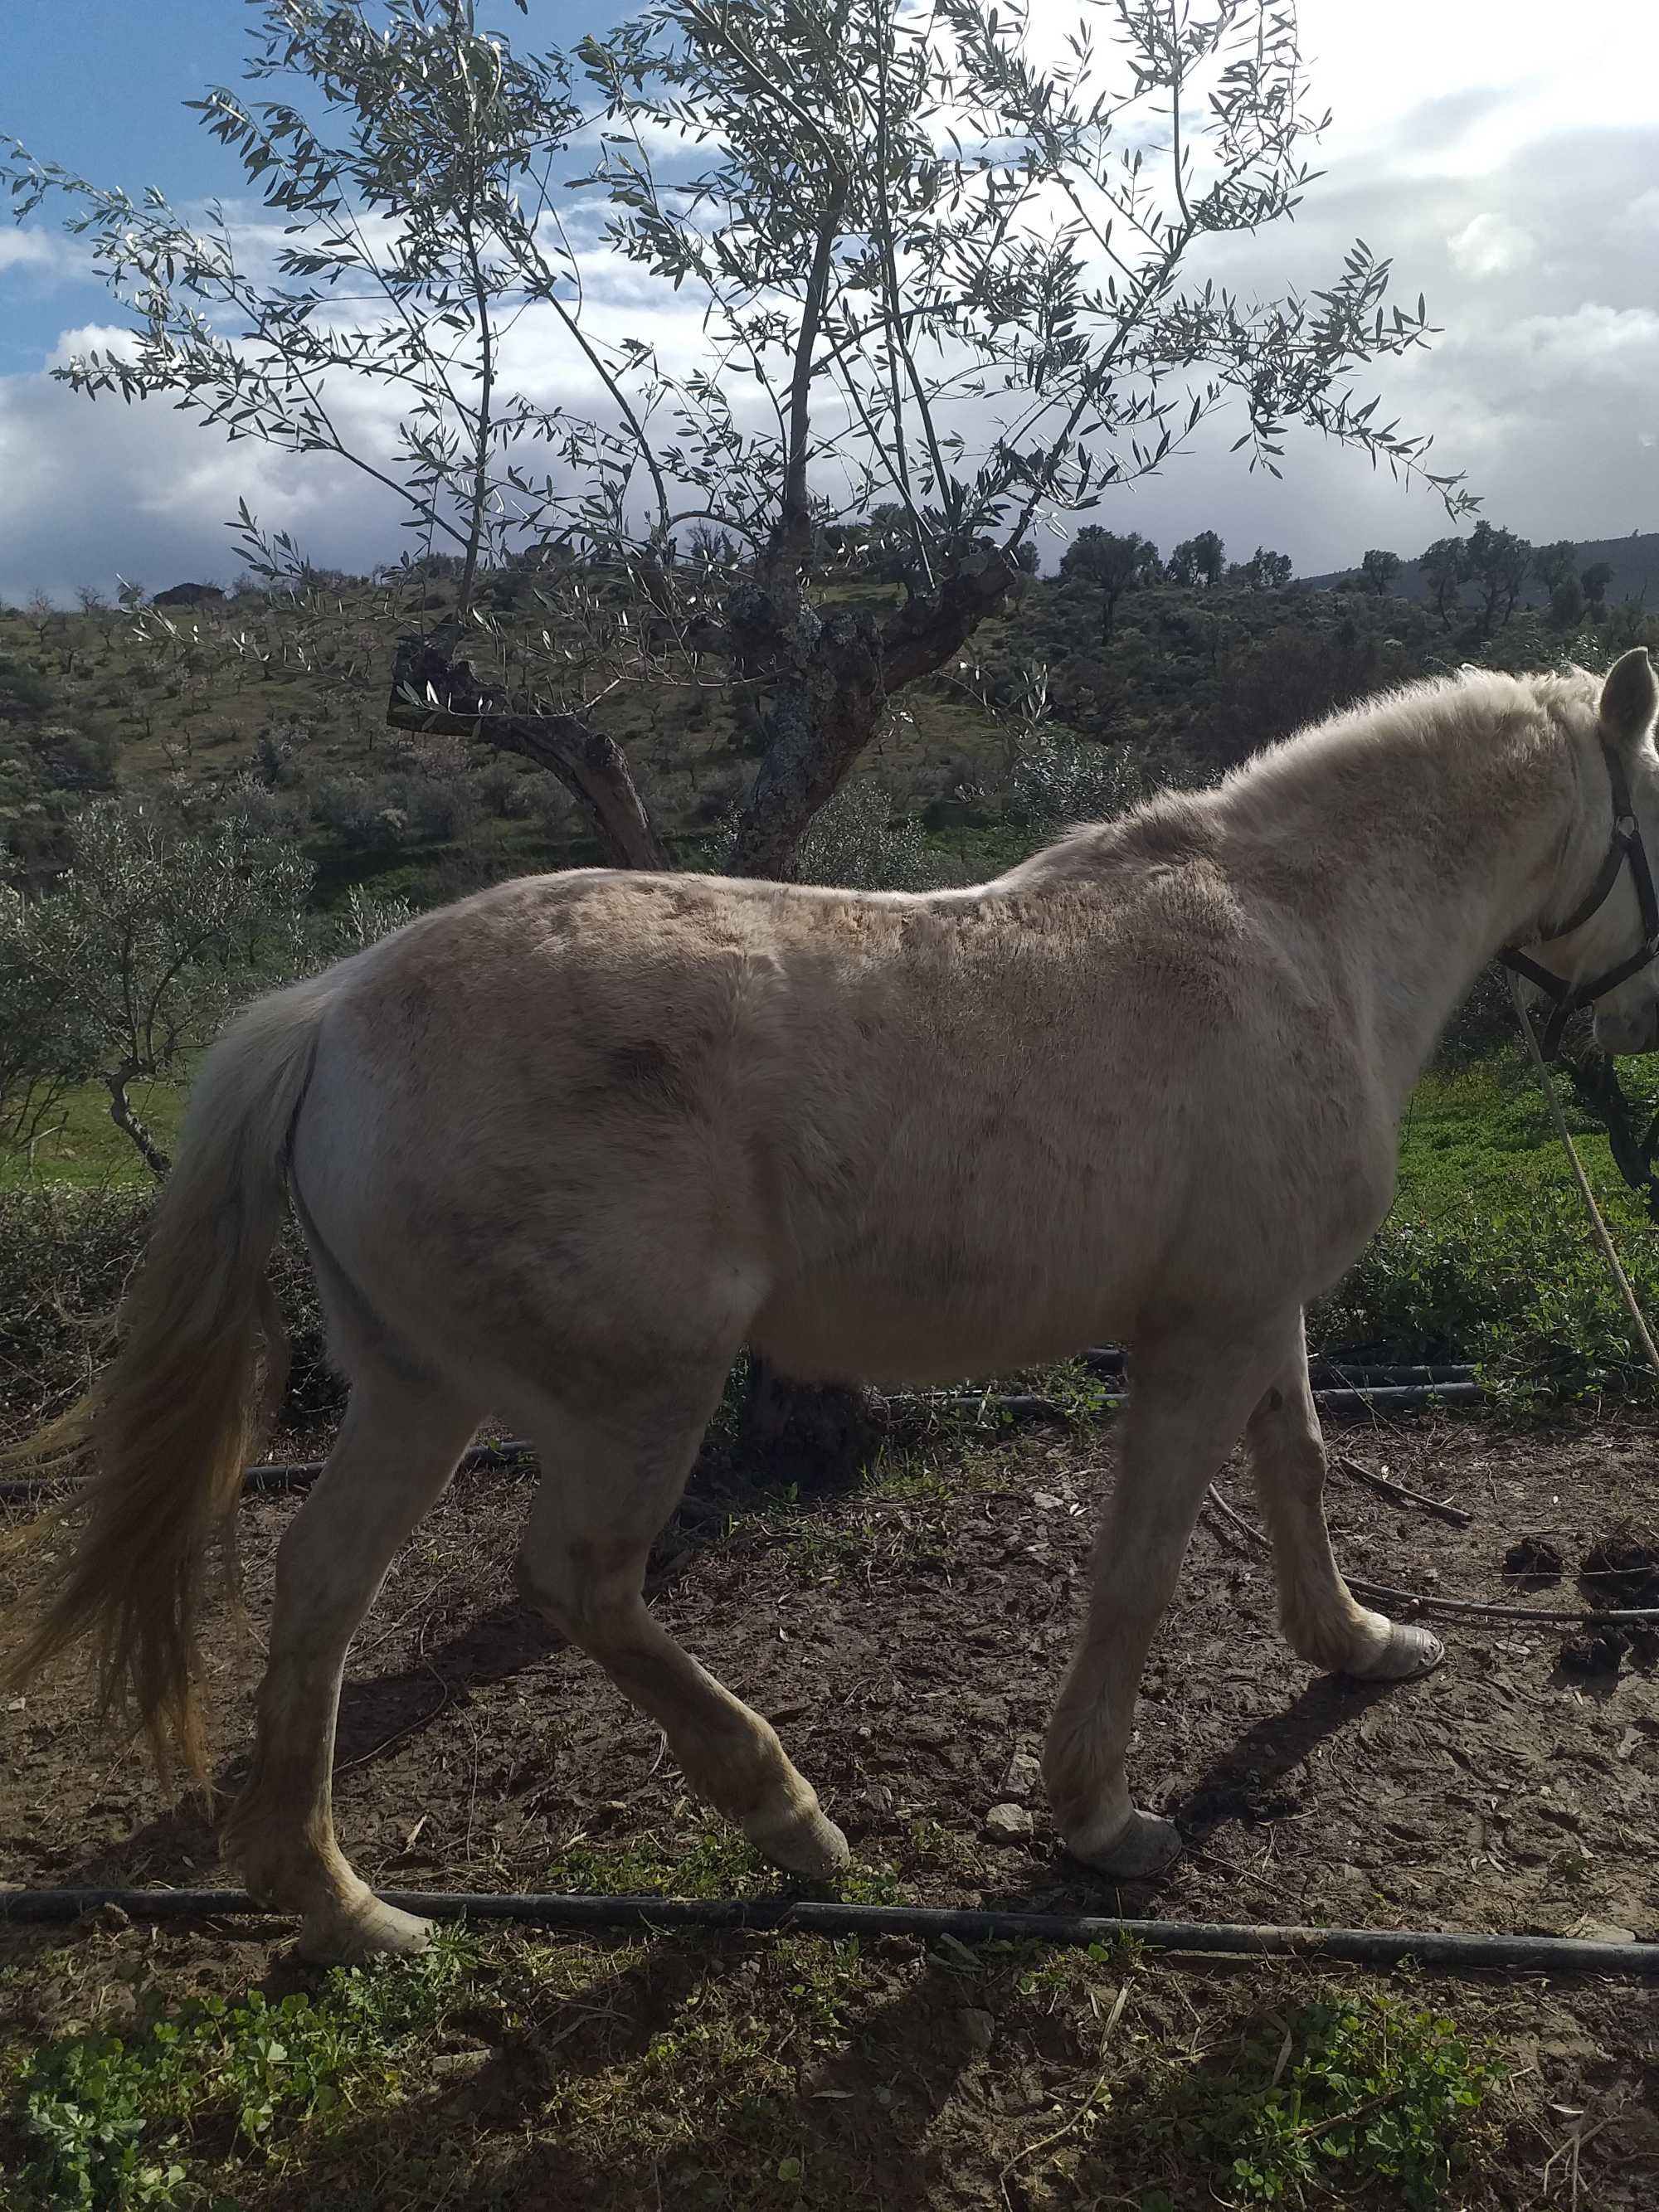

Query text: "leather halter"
[1498, 744, 1659, 1061]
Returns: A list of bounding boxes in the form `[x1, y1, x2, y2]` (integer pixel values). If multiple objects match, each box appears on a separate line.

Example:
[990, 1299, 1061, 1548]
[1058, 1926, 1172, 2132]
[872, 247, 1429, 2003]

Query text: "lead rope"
[1507, 971, 1659, 1378]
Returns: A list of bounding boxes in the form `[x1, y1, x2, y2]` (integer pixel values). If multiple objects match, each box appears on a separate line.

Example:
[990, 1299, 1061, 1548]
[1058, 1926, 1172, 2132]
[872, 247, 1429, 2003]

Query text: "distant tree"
[0, 800, 407, 1176]
[152, 582, 227, 610]
[1582, 561, 1615, 609]
[1465, 522, 1531, 630]
[1258, 548, 1292, 590]
[1168, 532, 1224, 588]
[1360, 548, 1402, 596]
[1551, 576, 1585, 627]
[1418, 536, 1471, 626]
[1532, 540, 1578, 598]
[1226, 546, 1292, 590]
[23, 591, 57, 656]
[0, 801, 309, 1175]
[1060, 527, 1155, 640]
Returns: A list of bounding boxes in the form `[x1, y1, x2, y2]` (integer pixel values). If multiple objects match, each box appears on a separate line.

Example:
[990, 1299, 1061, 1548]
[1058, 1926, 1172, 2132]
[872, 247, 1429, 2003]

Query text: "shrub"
[1005, 731, 1144, 830]
[793, 776, 936, 890]
[0, 1183, 341, 1436]
[475, 756, 533, 819]
[0, 655, 56, 721]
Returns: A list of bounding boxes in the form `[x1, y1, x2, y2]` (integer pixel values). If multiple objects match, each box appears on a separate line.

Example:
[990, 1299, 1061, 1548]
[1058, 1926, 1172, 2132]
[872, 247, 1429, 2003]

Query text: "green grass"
[538, 1826, 906, 1908]
[1316, 1045, 1659, 1389]
[0, 1080, 183, 1190]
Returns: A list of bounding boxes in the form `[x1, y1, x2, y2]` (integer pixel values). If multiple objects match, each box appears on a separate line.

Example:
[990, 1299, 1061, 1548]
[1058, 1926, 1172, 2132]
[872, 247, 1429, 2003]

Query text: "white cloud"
[0, 230, 82, 275]
[1299, 0, 1659, 171]
[46, 323, 142, 370]
[1447, 212, 1534, 280]
[4, 4, 1659, 598]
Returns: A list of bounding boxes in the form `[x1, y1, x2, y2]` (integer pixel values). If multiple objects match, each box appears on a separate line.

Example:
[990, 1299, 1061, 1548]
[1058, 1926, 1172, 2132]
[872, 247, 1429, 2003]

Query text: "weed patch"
[1086, 1992, 1504, 2210]
[4, 1931, 538, 2210]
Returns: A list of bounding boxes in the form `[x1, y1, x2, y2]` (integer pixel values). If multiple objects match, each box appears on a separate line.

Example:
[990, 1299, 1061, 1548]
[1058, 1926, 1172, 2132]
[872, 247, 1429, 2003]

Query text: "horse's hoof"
[297, 1896, 433, 1964]
[744, 1800, 851, 1879]
[1063, 1806, 1183, 1881]
[1345, 1621, 1445, 1683]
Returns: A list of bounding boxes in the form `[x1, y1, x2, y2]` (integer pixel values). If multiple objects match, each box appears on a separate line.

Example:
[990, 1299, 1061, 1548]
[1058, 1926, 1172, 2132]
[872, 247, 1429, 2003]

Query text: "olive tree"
[7, 0, 1469, 881]
[1359, 547, 1400, 596]
[1059, 527, 1157, 642]
[5, 0, 1473, 1471]
[0, 800, 405, 1179]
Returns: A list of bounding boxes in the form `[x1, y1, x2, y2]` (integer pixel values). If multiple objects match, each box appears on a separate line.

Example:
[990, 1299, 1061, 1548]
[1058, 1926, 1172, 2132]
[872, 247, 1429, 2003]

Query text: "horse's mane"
[1011, 663, 1603, 887]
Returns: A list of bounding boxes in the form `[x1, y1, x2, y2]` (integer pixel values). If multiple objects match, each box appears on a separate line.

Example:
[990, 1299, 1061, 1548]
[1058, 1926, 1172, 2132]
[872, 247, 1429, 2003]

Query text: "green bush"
[1314, 1048, 1659, 1390]
[0, 1183, 342, 1436]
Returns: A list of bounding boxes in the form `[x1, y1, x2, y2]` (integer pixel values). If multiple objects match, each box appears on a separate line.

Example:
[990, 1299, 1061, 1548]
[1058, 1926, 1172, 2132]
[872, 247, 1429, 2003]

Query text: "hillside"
[1302, 528, 1658, 611]
[6, 556, 1648, 916]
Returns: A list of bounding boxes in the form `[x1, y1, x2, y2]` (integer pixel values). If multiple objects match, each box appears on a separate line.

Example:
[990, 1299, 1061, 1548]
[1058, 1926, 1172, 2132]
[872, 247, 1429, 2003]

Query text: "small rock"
[429, 2049, 488, 2078]
[1001, 1750, 1043, 1801]
[985, 1801, 1034, 1843]
[957, 2006, 995, 2054]
[1572, 1918, 1638, 1946]
[1032, 1492, 1064, 1511]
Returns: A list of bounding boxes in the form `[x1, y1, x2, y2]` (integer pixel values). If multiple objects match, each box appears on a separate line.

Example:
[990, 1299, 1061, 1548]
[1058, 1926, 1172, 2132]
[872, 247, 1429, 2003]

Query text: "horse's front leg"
[1044, 1329, 1287, 1879]
[1245, 1312, 1443, 1680]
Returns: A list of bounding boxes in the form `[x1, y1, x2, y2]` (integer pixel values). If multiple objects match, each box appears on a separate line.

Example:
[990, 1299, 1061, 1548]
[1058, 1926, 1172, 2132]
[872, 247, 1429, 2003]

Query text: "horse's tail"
[0, 975, 333, 1783]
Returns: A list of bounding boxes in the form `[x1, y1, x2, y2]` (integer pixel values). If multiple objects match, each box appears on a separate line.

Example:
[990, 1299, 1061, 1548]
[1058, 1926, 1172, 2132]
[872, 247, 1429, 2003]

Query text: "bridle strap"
[1498, 744, 1659, 1061]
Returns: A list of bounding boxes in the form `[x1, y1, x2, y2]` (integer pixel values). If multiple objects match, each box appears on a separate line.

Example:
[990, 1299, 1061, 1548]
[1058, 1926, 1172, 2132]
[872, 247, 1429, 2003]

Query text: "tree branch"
[387, 636, 669, 872]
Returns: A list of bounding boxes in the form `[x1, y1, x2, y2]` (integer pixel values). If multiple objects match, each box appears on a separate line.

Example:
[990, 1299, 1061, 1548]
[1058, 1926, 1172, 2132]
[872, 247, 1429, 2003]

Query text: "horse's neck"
[1228, 709, 1593, 1100]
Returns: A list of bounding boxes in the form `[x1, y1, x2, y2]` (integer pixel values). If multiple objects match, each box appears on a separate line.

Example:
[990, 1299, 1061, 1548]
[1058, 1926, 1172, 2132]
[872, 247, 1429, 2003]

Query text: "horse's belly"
[750, 1268, 1131, 1388]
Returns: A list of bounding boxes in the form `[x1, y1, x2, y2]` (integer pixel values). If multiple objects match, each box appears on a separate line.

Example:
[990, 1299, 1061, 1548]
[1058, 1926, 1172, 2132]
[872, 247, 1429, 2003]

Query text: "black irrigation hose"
[2, 1885, 1655, 1977]
[0, 1364, 1487, 1502]
[0, 1437, 540, 1504]
[1079, 1351, 1480, 1390]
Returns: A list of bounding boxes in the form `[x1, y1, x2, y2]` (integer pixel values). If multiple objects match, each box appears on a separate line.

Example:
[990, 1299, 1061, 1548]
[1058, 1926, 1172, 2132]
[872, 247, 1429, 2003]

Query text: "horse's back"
[286, 857, 1388, 1388]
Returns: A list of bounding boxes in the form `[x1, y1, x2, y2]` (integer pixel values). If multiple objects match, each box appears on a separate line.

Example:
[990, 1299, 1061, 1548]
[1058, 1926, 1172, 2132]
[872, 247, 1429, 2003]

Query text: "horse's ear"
[1599, 648, 1659, 751]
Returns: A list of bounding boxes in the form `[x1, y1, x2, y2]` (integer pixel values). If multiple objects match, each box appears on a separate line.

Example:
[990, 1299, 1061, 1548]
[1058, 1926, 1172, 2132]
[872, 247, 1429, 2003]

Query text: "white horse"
[6, 649, 1657, 1963]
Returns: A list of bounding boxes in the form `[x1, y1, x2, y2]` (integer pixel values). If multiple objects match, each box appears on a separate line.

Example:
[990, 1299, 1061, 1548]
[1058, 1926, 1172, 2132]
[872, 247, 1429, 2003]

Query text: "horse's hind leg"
[1044, 1333, 1286, 1880]
[223, 1368, 482, 1962]
[514, 1393, 848, 1878]
[1244, 1313, 1443, 1682]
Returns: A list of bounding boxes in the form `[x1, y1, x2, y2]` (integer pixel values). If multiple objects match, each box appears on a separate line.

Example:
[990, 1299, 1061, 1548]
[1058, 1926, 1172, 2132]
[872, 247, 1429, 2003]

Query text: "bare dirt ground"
[3, 1407, 1658, 2207]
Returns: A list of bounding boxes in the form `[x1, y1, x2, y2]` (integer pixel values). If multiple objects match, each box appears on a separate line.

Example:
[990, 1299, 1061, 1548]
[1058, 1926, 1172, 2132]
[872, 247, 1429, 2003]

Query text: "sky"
[1, 0, 1657, 601]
